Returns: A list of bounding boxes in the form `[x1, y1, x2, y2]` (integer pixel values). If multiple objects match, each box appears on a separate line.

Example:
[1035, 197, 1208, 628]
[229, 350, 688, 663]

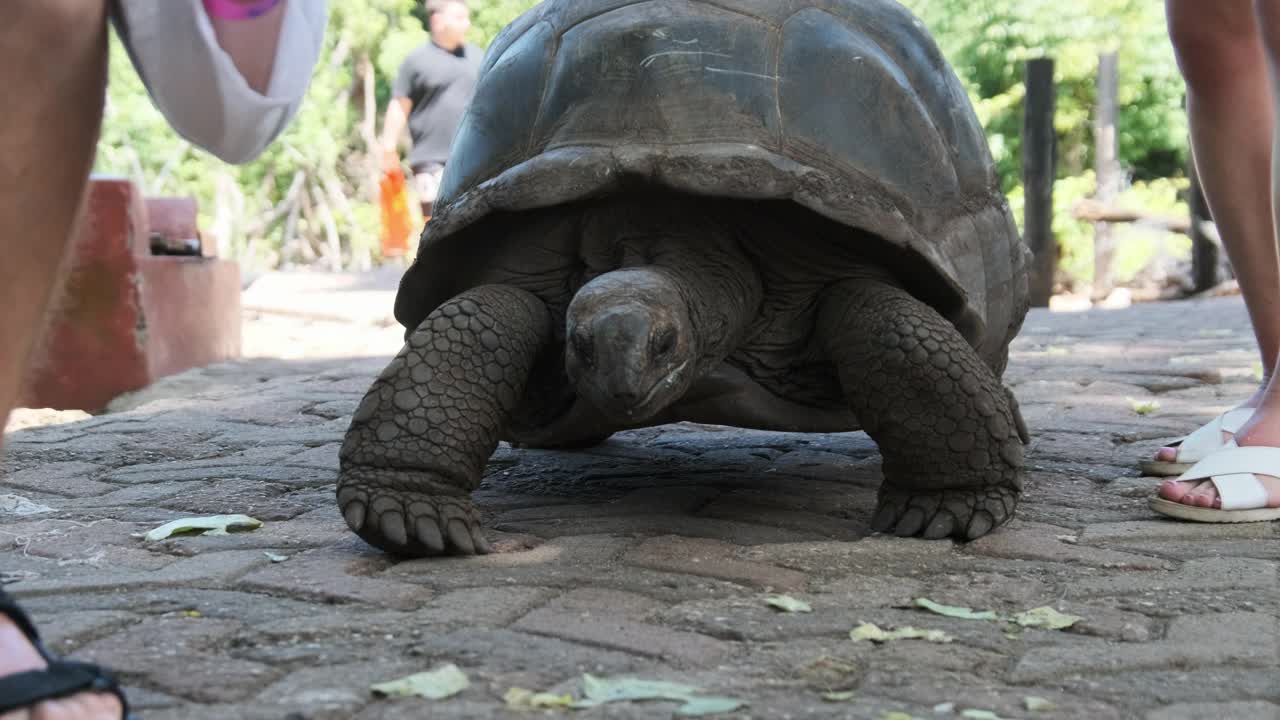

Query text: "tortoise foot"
[871, 486, 1017, 541]
[337, 469, 490, 558]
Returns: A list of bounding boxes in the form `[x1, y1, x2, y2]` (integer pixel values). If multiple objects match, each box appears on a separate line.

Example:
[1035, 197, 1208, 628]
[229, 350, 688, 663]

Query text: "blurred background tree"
[94, 0, 1191, 290]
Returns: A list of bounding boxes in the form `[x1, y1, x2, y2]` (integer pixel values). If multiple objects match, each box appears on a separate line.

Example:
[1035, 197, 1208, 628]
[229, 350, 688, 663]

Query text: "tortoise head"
[565, 268, 696, 423]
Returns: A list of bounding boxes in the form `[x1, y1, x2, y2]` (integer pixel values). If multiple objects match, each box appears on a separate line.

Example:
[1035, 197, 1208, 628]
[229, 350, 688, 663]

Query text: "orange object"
[379, 166, 413, 257]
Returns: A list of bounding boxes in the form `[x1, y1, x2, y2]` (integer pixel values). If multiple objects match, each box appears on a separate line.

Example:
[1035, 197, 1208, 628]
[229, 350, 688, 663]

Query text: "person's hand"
[381, 145, 401, 173]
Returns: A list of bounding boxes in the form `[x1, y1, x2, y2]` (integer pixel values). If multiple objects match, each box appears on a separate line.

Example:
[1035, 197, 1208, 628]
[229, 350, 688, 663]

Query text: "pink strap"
[203, 0, 283, 21]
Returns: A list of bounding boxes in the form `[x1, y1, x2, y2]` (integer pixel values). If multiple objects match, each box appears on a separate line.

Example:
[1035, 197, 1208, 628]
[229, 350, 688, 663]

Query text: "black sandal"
[0, 587, 134, 719]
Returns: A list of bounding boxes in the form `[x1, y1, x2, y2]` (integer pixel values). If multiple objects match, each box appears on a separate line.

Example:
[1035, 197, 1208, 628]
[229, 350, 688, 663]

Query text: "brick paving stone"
[1080, 519, 1276, 541]
[1055, 669, 1280, 710]
[1010, 612, 1279, 682]
[966, 520, 1173, 569]
[2, 295, 1278, 717]
[1146, 701, 1280, 720]
[738, 536, 960, 577]
[496, 512, 830, 544]
[420, 626, 648, 682]
[75, 616, 281, 703]
[624, 535, 810, 590]
[0, 461, 116, 497]
[514, 588, 733, 667]
[240, 547, 428, 610]
[1066, 557, 1278, 597]
[696, 495, 869, 539]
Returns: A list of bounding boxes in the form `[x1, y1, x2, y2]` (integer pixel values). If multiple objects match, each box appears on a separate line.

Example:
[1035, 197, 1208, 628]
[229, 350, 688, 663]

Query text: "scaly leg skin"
[337, 285, 552, 557]
[817, 278, 1025, 541]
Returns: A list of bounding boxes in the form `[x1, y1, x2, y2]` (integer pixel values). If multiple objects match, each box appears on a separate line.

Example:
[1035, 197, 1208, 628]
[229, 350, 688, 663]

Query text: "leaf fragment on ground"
[571, 674, 745, 716]
[0, 494, 55, 516]
[821, 690, 857, 702]
[1128, 398, 1160, 416]
[880, 712, 920, 720]
[960, 710, 1009, 720]
[960, 710, 1008, 720]
[676, 697, 748, 716]
[850, 622, 953, 644]
[143, 514, 262, 541]
[370, 663, 469, 700]
[1012, 606, 1083, 630]
[503, 687, 574, 709]
[1024, 696, 1056, 712]
[264, 551, 289, 563]
[913, 598, 999, 621]
[765, 594, 812, 613]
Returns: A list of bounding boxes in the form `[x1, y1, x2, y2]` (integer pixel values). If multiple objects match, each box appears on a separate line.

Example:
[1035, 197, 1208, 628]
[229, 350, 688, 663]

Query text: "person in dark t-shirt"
[379, 0, 481, 219]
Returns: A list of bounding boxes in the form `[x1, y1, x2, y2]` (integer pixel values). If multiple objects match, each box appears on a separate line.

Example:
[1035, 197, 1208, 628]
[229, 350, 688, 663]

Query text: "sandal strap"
[1176, 444, 1280, 511]
[0, 587, 48, 659]
[1170, 409, 1252, 461]
[0, 660, 130, 717]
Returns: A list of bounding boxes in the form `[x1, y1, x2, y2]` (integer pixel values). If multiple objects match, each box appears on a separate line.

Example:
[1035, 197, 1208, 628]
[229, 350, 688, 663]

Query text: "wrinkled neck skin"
[565, 225, 762, 424]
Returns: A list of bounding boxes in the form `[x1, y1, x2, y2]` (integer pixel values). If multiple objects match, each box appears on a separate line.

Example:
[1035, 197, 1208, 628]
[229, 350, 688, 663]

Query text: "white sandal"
[1149, 440, 1280, 523]
[1140, 408, 1253, 477]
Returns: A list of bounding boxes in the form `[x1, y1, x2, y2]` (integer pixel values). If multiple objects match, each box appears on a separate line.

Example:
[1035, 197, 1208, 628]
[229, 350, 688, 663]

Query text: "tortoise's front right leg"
[337, 285, 553, 557]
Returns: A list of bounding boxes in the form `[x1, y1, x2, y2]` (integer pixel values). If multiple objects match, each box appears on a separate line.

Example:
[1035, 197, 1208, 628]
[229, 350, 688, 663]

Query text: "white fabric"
[113, 0, 328, 164]
[1169, 408, 1253, 462]
[1175, 441, 1278, 510]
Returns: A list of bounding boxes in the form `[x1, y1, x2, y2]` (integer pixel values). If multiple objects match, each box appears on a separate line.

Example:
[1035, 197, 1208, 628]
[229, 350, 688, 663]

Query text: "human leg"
[1151, 0, 1280, 471]
[0, 3, 132, 718]
[0, 0, 111, 445]
[1154, 0, 1280, 514]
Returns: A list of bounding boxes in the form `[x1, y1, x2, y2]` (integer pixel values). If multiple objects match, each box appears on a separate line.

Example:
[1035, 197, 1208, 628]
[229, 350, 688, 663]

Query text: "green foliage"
[95, 0, 1192, 286]
[903, 0, 1192, 288]
[901, 0, 1188, 190]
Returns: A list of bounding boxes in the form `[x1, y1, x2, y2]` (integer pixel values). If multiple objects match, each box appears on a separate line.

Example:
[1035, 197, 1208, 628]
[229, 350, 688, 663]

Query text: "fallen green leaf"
[913, 598, 999, 621]
[850, 622, 953, 644]
[182, 610, 202, 618]
[765, 594, 812, 613]
[264, 551, 289, 563]
[960, 710, 1008, 720]
[571, 675, 745, 716]
[371, 664, 469, 700]
[821, 690, 857, 702]
[1024, 696, 1056, 712]
[1012, 606, 1083, 630]
[504, 687, 573, 709]
[1128, 398, 1160, 416]
[143, 514, 262, 542]
[880, 713, 920, 720]
[676, 697, 747, 716]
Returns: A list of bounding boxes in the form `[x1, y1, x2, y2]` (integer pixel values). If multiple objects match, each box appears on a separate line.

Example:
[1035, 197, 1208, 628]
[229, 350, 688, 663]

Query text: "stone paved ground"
[2, 295, 1278, 720]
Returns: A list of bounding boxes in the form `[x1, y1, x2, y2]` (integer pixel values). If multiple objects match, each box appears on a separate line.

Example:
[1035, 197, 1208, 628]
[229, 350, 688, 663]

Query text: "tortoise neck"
[637, 238, 762, 373]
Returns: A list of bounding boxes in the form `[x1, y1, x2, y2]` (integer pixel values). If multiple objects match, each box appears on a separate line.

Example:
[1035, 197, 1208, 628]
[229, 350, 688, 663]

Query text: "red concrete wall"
[18, 178, 241, 412]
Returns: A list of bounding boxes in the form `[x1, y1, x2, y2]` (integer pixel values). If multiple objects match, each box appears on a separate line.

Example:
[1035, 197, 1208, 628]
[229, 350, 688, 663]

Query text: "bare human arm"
[380, 96, 413, 171]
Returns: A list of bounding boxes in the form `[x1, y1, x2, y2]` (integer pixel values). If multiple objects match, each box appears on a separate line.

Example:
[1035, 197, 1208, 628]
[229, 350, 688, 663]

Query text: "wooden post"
[1092, 52, 1121, 301]
[1187, 152, 1219, 292]
[1023, 57, 1057, 307]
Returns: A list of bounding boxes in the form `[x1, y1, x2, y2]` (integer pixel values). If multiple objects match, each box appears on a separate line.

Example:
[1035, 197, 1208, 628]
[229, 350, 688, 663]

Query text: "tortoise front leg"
[816, 278, 1026, 540]
[337, 285, 553, 557]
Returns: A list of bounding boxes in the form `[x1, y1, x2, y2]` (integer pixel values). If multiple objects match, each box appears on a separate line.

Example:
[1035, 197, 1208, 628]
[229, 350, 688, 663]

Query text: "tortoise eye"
[570, 329, 594, 366]
[652, 327, 677, 357]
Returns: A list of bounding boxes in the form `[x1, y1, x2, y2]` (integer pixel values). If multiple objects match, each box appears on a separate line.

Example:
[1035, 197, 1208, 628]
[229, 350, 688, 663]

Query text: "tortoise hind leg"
[337, 285, 553, 557]
[816, 278, 1025, 541]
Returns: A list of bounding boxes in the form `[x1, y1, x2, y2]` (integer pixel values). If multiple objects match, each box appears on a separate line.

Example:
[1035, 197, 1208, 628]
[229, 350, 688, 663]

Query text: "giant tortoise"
[338, 0, 1032, 557]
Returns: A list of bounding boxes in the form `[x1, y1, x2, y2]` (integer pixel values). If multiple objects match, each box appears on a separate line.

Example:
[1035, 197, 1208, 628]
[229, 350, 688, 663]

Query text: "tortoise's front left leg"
[337, 285, 553, 557]
[816, 277, 1026, 540]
